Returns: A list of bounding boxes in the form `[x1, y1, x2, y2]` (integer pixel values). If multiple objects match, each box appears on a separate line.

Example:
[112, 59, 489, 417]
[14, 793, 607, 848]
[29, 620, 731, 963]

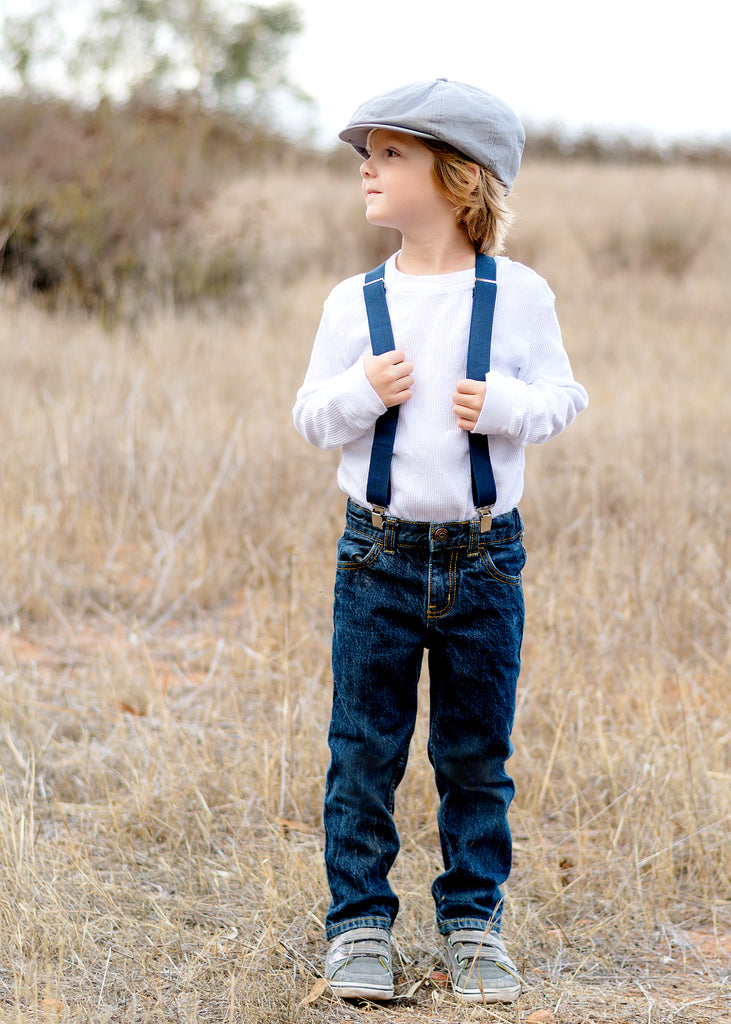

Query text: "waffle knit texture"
[293, 253, 587, 521]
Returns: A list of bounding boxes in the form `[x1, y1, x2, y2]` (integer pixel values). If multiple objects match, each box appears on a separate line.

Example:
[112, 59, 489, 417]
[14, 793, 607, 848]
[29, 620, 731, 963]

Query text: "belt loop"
[468, 518, 480, 557]
[383, 518, 396, 555]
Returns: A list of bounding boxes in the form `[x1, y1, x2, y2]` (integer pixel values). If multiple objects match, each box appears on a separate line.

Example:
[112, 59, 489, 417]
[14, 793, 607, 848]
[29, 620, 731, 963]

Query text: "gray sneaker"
[443, 928, 521, 1003]
[324, 927, 394, 1001]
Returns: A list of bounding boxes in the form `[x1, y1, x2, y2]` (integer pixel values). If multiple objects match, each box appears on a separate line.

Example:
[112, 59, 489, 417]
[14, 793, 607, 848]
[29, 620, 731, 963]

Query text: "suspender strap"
[363, 263, 398, 523]
[467, 254, 498, 529]
[362, 254, 498, 530]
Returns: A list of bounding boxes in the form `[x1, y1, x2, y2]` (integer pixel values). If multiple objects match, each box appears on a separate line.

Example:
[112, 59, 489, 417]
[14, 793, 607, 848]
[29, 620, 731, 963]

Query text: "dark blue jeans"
[324, 499, 525, 940]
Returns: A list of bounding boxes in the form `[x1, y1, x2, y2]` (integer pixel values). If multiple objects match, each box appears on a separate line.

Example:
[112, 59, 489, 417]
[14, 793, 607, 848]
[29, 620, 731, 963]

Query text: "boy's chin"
[364, 209, 395, 230]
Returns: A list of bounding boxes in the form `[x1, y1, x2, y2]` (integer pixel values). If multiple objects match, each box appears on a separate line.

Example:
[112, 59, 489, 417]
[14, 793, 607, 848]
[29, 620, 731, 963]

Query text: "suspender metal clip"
[478, 506, 494, 533]
[371, 505, 387, 529]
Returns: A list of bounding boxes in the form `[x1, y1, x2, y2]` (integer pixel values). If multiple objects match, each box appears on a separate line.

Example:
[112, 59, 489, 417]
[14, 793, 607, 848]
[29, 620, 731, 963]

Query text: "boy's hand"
[364, 351, 414, 408]
[453, 379, 486, 430]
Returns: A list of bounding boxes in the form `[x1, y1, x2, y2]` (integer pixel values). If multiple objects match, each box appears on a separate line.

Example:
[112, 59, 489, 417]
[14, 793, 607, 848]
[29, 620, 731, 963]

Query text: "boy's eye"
[364, 144, 400, 160]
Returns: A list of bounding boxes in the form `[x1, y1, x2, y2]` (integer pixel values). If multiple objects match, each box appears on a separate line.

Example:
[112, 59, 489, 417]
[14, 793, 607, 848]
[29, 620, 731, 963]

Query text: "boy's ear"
[465, 162, 482, 190]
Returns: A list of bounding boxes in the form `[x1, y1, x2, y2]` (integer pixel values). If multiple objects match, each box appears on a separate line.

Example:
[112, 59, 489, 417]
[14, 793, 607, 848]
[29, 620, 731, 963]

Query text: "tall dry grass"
[0, 158, 729, 1023]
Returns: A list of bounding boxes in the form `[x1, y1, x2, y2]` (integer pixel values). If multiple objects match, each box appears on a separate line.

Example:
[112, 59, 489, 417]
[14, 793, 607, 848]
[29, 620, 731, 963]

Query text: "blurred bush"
[0, 94, 307, 314]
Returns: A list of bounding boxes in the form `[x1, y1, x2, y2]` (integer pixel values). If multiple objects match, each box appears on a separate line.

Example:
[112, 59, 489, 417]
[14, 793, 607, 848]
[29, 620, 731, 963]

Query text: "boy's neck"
[396, 235, 477, 276]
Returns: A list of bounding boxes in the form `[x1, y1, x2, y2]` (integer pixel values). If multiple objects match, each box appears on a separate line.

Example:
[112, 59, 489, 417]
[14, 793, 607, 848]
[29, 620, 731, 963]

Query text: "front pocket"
[478, 537, 526, 585]
[336, 529, 382, 570]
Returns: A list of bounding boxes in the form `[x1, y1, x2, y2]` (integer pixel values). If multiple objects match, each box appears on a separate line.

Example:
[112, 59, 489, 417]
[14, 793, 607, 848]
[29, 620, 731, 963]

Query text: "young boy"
[293, 79, 587, 1004]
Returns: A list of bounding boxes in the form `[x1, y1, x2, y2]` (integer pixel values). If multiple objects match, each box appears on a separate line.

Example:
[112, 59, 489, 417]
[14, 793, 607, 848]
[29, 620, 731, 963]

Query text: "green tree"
[1, 1, 308, 119]
[1, 4, 60, 94]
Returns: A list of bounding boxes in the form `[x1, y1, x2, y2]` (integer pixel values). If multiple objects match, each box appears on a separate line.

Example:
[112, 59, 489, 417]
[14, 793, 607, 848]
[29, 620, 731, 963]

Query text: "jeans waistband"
[346, 499, 522, 553]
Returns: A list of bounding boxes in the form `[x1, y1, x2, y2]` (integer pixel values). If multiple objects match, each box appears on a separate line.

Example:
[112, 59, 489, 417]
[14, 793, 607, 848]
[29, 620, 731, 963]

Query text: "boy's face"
[360, 130, 454, 237]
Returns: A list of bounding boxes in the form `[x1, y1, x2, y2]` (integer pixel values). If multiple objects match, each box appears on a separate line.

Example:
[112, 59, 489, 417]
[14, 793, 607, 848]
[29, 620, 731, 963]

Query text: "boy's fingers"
[452, 393, 480, 410]
[364, 351, 415, 407]
[453, 378, 485, 410]
[379, 349, 406, 364]
[455, 378, 481, 393]
[383, 358, 413, 386]
[386, 352, 413, 373]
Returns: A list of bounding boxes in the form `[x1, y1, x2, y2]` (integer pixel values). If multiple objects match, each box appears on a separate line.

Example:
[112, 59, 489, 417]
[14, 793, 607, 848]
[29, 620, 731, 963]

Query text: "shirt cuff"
[473, 370, 526, 438]
[339, 357, 388, 427]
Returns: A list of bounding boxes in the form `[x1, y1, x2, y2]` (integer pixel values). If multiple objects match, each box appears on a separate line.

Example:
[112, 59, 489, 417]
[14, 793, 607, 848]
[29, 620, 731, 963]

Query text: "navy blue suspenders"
[362, 253, 498, 532]
[362, 265, 400, 522]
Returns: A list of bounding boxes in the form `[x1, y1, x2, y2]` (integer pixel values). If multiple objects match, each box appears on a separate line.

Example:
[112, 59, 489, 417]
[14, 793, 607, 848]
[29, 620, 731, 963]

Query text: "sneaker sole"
[328, 981, 394, 1001]
[452, 982, 521, 1003]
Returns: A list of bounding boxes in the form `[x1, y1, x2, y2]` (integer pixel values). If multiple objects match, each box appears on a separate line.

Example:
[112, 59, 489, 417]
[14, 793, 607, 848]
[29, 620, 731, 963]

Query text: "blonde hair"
[422, 139, 515, 255]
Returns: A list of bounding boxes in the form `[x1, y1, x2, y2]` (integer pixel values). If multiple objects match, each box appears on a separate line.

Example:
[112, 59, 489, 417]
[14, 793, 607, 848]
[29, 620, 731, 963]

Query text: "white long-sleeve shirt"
[293, 253, 588, 522]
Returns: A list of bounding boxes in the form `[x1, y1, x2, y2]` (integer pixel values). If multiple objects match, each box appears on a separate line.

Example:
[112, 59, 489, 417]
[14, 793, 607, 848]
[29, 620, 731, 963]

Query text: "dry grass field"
[0, 156, 729, 1023]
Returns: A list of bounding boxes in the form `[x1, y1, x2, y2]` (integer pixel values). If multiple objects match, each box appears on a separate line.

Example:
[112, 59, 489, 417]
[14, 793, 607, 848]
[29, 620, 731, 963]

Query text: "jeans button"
[434, 527, 449, 543]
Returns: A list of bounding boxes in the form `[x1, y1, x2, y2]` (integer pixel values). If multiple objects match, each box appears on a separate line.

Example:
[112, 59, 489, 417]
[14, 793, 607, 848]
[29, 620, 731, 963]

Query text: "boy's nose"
[360, 158, 373, 178]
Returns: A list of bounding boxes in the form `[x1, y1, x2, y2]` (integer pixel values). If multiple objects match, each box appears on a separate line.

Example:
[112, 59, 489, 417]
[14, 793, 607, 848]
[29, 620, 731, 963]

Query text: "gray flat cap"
[339, 78, 525, 192]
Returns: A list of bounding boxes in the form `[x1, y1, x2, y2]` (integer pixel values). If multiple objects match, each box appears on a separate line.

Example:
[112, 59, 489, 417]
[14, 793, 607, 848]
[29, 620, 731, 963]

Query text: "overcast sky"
[288, 0, 730, 146]
[1, 0, 728, 145]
